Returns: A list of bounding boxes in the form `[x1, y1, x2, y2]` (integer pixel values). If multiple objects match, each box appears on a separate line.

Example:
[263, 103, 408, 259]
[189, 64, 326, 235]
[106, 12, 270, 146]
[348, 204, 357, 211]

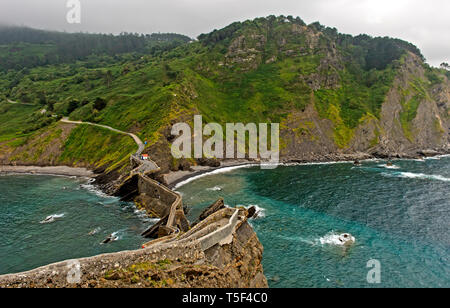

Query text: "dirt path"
[60, 117, 145, 155]
[6, 99, 35, 106]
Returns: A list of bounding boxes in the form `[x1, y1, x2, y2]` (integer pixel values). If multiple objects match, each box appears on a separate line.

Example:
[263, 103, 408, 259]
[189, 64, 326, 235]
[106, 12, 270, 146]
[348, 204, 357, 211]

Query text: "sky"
[0, 0, 448, 67]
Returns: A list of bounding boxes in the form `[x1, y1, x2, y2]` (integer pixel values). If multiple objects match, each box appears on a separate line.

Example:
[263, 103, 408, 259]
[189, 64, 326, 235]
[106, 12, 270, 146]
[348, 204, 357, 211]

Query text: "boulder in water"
[338, 233, 355, 246]
[88, 228, 100, 236]
[247, 206, 257, 219]
[40, 216, 55, 224]
[102, 234, 118, 244]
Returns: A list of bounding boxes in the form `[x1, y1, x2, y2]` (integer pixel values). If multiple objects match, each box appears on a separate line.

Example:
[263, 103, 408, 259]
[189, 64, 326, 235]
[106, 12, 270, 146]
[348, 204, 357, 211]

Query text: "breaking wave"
[377, 164, 400, 170]
[382, 171, 450, 182]
[318, 232, 355, 246]
[245, 204, 266, 219]
[40, 213, 65, 224]
[425, 154, 450, 160]
[277, 232, 356, 247]
[174, 164, 257, 189]
[80, 179, 117, 199]
[206, 186, 222, 191]
[175, 161, 360, 189]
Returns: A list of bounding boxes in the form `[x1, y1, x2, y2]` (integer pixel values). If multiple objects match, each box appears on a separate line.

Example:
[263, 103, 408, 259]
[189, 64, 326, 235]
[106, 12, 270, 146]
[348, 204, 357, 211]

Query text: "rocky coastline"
[165, 148, 450, 188]
[0, 146, 448, 287]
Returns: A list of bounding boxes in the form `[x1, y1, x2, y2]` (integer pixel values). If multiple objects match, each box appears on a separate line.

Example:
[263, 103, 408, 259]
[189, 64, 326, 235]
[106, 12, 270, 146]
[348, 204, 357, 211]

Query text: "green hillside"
[0, 16, 448, 171]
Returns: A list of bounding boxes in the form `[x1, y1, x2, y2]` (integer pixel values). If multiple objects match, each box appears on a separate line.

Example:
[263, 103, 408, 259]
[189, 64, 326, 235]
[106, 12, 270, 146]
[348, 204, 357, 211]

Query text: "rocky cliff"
[279, 53, 450, 161]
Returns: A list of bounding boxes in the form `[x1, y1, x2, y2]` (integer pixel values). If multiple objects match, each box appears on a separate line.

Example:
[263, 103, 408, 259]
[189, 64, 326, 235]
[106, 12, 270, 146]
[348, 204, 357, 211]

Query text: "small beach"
[0, 165, 94, 177]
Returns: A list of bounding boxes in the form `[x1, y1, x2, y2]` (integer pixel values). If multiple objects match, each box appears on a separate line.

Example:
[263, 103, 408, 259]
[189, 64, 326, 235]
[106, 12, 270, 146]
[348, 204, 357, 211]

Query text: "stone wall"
[136, 174, 187, 233]
[137, 175, 178, 208]
[0, 208, 267, 288]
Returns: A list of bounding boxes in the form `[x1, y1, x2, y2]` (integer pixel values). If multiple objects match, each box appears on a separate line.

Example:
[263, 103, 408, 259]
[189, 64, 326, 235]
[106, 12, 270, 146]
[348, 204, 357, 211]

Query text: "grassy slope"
[0, 100, 137, 170]
[0, 17, 447, 168]
[0, 101, 41, 142]
[59, 124, 136, 172]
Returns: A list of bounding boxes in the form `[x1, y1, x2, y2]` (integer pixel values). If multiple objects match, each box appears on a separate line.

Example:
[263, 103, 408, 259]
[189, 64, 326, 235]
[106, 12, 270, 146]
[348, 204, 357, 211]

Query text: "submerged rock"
[338, 233, 355, 246]
[102, 234, 118, 244]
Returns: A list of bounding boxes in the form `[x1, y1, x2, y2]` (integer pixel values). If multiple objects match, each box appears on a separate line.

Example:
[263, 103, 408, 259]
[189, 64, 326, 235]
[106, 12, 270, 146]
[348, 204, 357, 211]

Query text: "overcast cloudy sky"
[1, 0, 448, 66]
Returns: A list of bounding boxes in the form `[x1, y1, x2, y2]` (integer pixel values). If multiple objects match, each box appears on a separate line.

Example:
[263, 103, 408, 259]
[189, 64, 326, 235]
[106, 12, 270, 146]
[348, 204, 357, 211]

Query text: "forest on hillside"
[0, 26, 191, 71]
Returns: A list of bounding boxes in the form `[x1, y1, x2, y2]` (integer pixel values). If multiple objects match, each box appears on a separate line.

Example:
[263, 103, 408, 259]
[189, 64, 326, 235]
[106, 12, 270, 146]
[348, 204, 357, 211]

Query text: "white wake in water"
[378, 164, 400, 170]
[40, 213, 65, 224]
[174, 164, 258, 189]
[278, 232, 356, 247]
[382, 171, 450, 182]
[206, 186, 222, 191]
[80, 179, 117, 199]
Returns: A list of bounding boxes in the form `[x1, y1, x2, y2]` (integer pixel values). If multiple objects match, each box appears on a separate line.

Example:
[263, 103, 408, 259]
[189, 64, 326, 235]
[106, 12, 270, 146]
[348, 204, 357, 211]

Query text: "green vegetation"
[398, 78, 429, 142]
[0, 26, 191, 71]
[59, 124, 136, 171]
[104, 259, 176, 286]
[0, 16, 446, 165]
[0, 101, 44, 142]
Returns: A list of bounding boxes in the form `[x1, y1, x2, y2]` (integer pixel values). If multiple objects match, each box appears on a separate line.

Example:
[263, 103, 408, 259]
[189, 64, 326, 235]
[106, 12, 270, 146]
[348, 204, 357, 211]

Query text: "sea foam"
[382, 171, 450, 182]
[245, 204, 266, 219]
[377, 164, 400, 170]
[80, 179, 117, 199]
[318, 232, 356, 246]
[206, 186, 222, 191]
[174, 164, 258, 189]
[40, 213, 65, 224]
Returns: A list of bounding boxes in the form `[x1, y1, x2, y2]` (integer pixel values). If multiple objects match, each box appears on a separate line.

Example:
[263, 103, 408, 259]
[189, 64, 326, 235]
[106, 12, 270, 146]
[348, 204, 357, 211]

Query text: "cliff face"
[0, 209, 267, 288]
[97, 221, 267, 288]
[279, 53, 450, 161]
[354, 53, 449, 156]
[139, 17, 449, 168]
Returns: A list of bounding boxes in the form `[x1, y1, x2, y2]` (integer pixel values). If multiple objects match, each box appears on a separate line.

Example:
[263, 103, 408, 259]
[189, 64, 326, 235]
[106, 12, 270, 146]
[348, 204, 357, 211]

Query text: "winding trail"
[61, 117, 145, 155]
[6, 99, 35, 106]
[61, 118, 181, 233]
[60, 117, 159, 173]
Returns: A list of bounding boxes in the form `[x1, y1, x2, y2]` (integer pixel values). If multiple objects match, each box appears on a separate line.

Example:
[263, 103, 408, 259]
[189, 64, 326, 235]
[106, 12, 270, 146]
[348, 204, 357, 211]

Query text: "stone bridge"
[0, 120, 258, 287]
[0, 207, 250, 287]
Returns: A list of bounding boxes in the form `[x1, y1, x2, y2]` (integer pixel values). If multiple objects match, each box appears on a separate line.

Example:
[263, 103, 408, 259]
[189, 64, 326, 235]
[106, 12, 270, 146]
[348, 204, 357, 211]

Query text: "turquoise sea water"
[1, 158, 449, 287]
[176, 157, 450, 288]
[0, 175, 149, 275]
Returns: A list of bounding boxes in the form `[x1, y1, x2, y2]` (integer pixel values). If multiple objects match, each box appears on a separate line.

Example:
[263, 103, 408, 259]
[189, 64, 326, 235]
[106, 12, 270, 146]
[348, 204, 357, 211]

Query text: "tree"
[93, 97, 107, 111]
[104, 70, 113, 87]
[47, 100, 55, 112]
[67, 100, 80, 114]
[37, 91, 47, 105]
[440, 62, 449, 70]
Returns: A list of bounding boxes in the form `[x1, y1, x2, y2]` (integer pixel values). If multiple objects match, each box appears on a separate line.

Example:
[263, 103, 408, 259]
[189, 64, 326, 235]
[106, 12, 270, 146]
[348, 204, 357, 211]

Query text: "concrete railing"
[0, 119, 248, 286]
[143, 208, 242, 252]
[137, 173, 182, 233]
[0, 208, 246, 287]
[130, 155, 160, 175]
[197, 209, 240, 251]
